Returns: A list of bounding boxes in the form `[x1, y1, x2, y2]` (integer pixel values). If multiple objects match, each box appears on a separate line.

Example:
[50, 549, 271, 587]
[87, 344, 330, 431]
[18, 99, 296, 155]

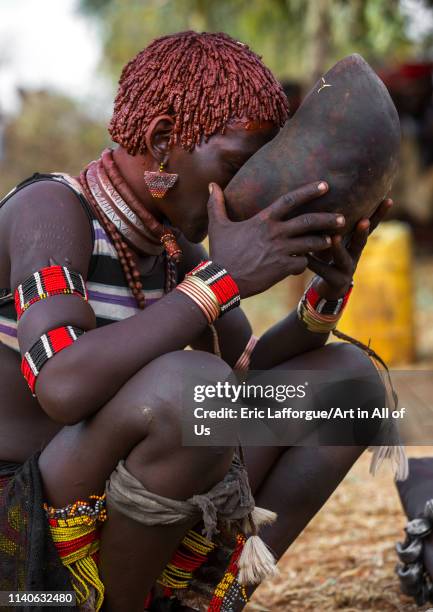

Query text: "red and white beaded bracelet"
[303, 282, 353, 316]
[176, 260, 240, 323]
[297, 281, 353, 333]
[187, 261, 240, 314]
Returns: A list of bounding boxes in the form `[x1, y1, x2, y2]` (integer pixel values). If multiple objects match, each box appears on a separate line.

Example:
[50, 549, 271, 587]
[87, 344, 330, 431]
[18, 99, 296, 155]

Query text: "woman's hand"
[207, 180, 346, 298]
[306, 198, 393, 300]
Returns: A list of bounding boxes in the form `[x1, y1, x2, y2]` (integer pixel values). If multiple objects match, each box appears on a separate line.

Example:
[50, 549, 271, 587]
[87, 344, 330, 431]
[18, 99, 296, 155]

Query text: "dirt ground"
[247, 448, 432, 612]
[242, 255, 433, 611]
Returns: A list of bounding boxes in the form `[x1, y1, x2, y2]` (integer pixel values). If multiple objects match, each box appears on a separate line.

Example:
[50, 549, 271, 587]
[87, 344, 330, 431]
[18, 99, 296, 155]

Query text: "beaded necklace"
[87, 161, 157, 255]
[79, 149, 182, 308]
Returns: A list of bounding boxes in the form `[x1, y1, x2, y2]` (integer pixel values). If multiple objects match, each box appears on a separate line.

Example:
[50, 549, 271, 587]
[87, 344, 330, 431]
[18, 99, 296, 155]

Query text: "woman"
[0, 31, 391, 611]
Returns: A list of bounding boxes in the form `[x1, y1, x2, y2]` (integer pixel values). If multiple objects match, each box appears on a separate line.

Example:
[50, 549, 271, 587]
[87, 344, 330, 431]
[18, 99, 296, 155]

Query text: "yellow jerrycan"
[337, 221, 415, 365]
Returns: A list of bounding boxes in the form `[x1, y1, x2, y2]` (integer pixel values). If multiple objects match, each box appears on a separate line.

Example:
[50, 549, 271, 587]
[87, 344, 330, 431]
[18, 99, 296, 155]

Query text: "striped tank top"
[0, 173, 169, 352]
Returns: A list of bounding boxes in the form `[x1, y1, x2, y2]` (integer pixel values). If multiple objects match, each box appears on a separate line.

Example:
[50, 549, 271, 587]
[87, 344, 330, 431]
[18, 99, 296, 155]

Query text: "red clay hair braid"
[109, 31, 289, 154]
[82, 32, 289, 309]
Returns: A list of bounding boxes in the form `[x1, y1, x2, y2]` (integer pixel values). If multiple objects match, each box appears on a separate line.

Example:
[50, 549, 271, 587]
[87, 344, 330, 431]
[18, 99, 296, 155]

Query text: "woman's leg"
[36, 341, 383, 610]
[240, 342, 384, 606]
[249, 445, 363, 558]
[38, 350, 234, 612]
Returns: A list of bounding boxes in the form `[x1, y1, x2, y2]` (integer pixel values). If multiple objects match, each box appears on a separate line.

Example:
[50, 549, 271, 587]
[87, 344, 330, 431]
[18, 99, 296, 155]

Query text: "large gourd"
[224, 54, 400, 232]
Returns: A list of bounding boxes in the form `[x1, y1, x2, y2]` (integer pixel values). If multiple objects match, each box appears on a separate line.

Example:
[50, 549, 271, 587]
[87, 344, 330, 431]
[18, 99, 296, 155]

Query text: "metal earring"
[143, 161, 178, 199]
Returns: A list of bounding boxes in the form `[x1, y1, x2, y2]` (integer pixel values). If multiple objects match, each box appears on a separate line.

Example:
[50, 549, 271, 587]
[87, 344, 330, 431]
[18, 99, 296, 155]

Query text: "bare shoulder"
[0, 178, 93, 289]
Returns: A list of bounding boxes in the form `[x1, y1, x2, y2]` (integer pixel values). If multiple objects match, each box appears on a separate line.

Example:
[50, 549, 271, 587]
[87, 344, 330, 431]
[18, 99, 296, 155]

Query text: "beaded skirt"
[0, 455, 248, 611]
[0, 454, 72, 603]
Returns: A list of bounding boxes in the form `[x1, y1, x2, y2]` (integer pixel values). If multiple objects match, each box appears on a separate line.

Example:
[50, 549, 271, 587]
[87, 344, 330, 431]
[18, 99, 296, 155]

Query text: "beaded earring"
[143, 161, 178, 199]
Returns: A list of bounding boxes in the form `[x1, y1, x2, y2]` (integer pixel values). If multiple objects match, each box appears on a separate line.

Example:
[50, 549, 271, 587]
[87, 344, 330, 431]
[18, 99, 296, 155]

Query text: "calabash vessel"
[224, 54, 400, 232]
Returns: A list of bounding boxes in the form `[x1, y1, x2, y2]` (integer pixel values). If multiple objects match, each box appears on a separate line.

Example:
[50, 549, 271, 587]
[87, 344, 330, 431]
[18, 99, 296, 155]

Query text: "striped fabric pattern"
[0, 175, 167, 353]
[0, 311, 18, 352]
[87, 220, 165, 327]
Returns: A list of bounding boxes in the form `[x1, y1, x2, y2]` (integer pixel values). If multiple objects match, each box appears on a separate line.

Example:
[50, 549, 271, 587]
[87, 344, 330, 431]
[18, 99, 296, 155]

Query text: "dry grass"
[247, 447, 433, 612]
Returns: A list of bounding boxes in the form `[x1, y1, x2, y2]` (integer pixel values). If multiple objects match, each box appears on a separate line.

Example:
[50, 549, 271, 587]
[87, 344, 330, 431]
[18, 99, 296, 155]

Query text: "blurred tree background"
[1, 0, 433, 359]
[0, 89, 109, 190]
[79, 0, 431, 82]
[1, 0, 433, 193]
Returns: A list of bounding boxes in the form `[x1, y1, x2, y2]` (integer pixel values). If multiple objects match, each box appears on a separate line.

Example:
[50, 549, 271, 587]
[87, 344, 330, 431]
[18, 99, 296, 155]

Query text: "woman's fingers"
[306, 254, 340, 284]
[307, 236, 354, 288]
[282, 212, 345, 237]
[288, 234, 333, 254]
[302, 198, 392, 297]
[347, 220, 370, 262]
[207, 182, 229, 225]
[269, 181, 328, 220]
[368, 198, 393, 234]
[331, 234, 353, 271]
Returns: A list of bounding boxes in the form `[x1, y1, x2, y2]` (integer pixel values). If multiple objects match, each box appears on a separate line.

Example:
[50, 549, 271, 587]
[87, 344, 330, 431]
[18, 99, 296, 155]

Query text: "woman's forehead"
[213, 120, 278, 154]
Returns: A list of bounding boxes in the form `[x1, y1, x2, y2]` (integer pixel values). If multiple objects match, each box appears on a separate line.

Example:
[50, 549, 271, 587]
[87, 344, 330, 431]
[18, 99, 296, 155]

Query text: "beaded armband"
[297, 281, 353, 333]
[22, 325, 84, 395]
[176, 261, 240, 324]
[15, 265, 87, 320]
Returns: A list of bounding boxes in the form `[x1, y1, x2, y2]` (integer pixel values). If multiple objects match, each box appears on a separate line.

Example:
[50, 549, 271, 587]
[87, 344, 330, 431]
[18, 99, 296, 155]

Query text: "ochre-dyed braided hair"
[90, 31, 288, 308]
[109, 31, 289, 154]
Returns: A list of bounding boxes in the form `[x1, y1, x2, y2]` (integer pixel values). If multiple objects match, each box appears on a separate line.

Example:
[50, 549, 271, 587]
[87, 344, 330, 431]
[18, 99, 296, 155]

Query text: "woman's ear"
[145, 115, 175, 164]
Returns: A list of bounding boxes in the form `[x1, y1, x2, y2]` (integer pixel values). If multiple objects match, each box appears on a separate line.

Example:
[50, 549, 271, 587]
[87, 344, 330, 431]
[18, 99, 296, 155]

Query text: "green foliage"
[78, 0, 430, 83]
[0, 90, 110, 195]
[79, 0, 113, 15]
[1, 0, 428, 196]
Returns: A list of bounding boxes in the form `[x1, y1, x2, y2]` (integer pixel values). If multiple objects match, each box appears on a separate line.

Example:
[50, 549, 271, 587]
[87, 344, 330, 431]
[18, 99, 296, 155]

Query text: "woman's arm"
[32, 292, 212, 423]
[249, 310, 329, 370]
[8, 179, 343, 423]
[201, 197, 394, 371]
[177, 237, 253, 366]
[6, 182, 210, 424]
[179, 184, 355, 369]
[250, 198, 394, 369]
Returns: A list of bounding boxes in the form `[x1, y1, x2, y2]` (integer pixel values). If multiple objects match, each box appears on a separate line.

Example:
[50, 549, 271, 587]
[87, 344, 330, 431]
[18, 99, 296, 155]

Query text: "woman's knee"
[329, 342, 385, 396]
[112, 350, 234, 495]
[39, 351, 232, 504]
[322, 341, 377, 371]
[142, 349, 232, 395]
[318, 342, 386, 445]
[102, 350, 231, 444]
